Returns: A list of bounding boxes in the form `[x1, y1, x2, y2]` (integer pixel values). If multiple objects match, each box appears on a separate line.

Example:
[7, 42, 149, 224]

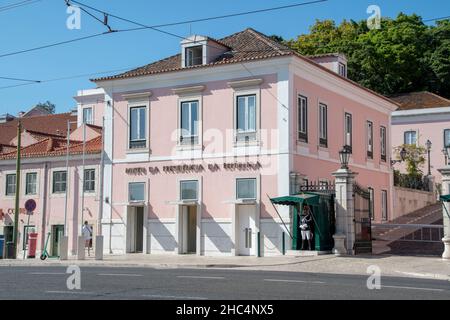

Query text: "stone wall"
[392, 186, 438, 221]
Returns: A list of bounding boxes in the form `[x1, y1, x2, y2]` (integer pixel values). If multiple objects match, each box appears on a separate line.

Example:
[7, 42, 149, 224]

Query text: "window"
[444, 129, 450, 148]
[380, 126, 387, 162]
[338, 63, 347, 77]
[83, 169, 96, 193]
[82, 107, 93, 125]
[52, 171, 67, 194]
[25, 173, 37, 195]
[129, 182, 145, 202]
[129, 106, 147, 149]
[236, 94, 257, 142]
[236, 178, 257, 200]
[180, 100, 199, 145]
[5, 174, 16, 196]
[368, 188, 374, 220]
[298, 95, 308, 142]
[185, 46, 203, 67]
[367, 121, 373, 159]
[319, 103, 328, 147]
[404, 131, 417, 145]
[344, 113, 353, 152]
[180, 180, 198, 201]
[381, 190, 388, 221]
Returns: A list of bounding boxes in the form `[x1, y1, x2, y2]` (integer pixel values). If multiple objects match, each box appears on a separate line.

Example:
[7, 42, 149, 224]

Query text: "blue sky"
[1, 0, 449, 115]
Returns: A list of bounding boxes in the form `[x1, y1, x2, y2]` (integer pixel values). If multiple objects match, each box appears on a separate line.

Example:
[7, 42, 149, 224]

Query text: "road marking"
[264, 279, 326, 284]
[382, 285, 444, 292]
[177, 276, 225, 280]
[45, 290, 97, 295]
[142, 294, 208, 300]
[29, 272, 66, 275]
[98, 273, 143, 277]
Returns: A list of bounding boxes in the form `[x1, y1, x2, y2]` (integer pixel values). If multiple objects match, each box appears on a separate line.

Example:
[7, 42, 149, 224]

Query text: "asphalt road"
[0, 266, 449, 300]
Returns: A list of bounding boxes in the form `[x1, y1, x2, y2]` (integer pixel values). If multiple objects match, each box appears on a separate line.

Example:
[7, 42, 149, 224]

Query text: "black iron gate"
[353, 183, 372, 254]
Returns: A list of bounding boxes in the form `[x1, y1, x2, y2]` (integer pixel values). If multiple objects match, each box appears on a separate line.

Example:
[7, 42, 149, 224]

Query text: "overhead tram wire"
[0, 76, 40, 83]
[0, 0, 42, 13]
[0, 0, 327, 93]
[0, 0, 326, 59]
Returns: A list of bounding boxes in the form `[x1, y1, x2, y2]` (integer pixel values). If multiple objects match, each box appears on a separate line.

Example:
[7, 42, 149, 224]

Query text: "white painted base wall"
[101, 218, 292, 257]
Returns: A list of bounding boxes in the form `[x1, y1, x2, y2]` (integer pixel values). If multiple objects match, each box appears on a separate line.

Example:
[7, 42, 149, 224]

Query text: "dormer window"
[185, 46, 203, 67]
[338, 62, 347, 77]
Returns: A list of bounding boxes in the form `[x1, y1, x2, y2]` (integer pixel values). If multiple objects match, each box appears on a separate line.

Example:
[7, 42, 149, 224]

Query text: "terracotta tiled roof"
[0, 113, 76, 146]
[390, 91, 450, 111]
[0, 136, 102, 160]
[91, 28, 398, 107]
[0, 144, 15, 154]
[92, 28, 293, 81]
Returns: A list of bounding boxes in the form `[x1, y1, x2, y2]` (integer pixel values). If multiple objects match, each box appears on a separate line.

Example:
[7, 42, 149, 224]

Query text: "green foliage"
[285, 14, 450, 98]
[36, 101, 56, 114]
[394, 144, 426, 177]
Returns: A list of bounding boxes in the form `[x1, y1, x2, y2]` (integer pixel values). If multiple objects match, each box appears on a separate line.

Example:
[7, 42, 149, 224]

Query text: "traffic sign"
[24, 199, 36, 213]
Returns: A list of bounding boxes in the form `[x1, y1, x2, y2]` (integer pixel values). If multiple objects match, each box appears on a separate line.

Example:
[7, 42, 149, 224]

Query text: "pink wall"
[392, 121, 449, 184]
[111, 74, 278, 160]
[293, 75, 392, 222]
[0, 158, 100, 254]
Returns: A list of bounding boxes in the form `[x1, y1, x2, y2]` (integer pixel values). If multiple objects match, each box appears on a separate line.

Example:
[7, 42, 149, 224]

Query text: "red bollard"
[28, 233, 38, 259]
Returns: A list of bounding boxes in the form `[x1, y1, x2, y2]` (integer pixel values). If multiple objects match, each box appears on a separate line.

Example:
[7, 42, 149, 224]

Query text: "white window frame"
[25, 172, 38, 196]
[83, 168, 96, 193]
[338, 62, 347, 77]
[178, 96, 202, 147]
[368, 187, 375, 220]
[180, 180, 199, 201]
[318, 102, 328, 148]
[52, 170, 67, 194]
[404, 130, 417, 146]
[444, 129, 450, 148]
[298, 95, 308, 143]
[128, 182, 146, 203]
[381, 190, 388, 221]
[367, 120, 374, 159]
[380, 126, 387, 162]
[127, 102, 149, 152]
[233, 88, 260, 145]
[236, 178, 257, 200]
[185, 45, 203, 67]
[344, 112, 353, 152]
[82, 107, 93, 125]
[5, 173, 16, 196]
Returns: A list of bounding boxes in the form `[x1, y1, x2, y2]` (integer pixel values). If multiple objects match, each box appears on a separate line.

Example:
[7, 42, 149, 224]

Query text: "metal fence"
[372, 223, 444, 243]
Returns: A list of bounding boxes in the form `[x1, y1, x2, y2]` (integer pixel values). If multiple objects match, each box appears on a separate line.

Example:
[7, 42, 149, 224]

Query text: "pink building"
[0, 112, 102, 257]
[80, 28, 398, 257]
[391, 91, 450, 186]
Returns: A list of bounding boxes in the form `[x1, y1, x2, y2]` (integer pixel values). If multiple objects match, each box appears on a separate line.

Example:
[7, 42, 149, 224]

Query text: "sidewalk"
[1, 253, 449, 281]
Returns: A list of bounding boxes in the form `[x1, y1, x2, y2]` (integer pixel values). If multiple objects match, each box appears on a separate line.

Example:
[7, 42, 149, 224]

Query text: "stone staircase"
[372, 203, 444, 256]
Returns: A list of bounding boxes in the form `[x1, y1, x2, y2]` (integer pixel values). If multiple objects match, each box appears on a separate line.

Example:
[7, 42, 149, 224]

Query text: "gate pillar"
[332, 168, 358, 256]
[437, 167, 450, 260]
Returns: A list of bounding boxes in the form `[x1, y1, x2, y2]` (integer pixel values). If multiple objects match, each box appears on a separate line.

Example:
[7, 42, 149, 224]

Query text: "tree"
[36, 101, 56, 114]
[285, 14, 450, 98]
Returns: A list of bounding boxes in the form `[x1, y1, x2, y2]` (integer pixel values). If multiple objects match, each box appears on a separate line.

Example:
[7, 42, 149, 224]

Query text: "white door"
[238, 205, 256, 256]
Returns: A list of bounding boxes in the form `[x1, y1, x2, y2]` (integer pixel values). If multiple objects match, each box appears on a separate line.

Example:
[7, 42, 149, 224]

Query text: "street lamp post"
[426, 140, 432, 176]
[391, 147, 407, 166]
[339, 145, 351, 170]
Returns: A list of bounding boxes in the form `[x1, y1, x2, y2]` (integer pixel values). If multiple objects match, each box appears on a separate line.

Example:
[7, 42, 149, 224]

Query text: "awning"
[440, 195, 450, 202]
[270, 194, 320, 206]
